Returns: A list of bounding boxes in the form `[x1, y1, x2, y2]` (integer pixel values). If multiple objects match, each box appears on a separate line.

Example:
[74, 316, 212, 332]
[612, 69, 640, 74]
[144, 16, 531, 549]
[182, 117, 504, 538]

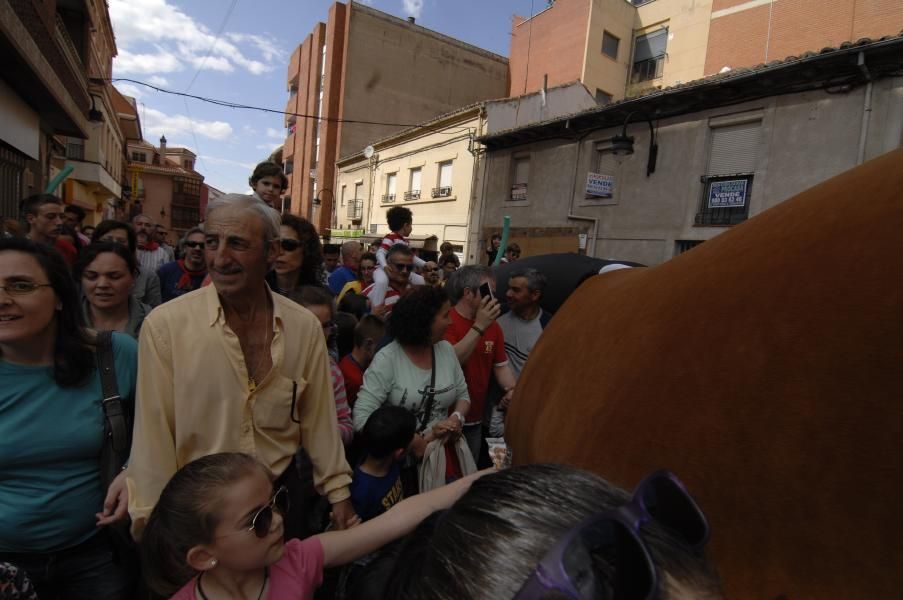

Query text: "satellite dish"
[363, 145, 375, 159]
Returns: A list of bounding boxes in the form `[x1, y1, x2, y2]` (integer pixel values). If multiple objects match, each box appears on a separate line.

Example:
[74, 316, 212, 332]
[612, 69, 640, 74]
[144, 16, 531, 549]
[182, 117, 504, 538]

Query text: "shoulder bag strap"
[418, 345, 438, 432]
[97, 332, 129, 488]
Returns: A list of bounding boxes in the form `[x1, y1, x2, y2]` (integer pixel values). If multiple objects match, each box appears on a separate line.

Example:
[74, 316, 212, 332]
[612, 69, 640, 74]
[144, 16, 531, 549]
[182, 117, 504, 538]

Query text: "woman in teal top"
[0, 237, 137, 599]
[353, 286, 470, 463]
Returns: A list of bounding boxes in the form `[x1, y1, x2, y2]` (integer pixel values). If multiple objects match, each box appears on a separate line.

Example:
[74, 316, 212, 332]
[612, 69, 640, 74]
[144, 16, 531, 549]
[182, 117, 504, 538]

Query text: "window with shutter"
[696, 121, 761, 226]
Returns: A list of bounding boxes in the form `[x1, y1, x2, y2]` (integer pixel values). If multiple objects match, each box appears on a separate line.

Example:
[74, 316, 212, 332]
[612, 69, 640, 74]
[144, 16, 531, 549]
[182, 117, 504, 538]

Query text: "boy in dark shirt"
[350, 406, 416, 521]
[339, 315, 386, 409]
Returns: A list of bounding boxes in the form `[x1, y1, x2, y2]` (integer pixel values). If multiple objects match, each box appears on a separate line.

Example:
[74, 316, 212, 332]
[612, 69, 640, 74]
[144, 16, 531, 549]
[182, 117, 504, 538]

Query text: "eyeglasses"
[221, 486, 290, 539]
[280, 239, 302, 252]
[390, 262, 414, 272]
[184, 241, 205, 249]
[1, 281, 53, 296]
[514, 470, 709, 600]
[361, 265, 376, 271]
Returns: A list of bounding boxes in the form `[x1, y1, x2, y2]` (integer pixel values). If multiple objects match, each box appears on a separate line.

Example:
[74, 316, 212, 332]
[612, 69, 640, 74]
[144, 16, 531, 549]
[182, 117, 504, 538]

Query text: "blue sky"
[109, 0, 539, 194]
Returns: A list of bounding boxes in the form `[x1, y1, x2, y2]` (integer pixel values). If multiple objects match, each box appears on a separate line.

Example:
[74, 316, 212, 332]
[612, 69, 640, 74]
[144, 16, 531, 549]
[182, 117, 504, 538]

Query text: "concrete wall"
[705, 0, 903, 75]
[335, 111, 481, 257]
[484, 82, 598, 135]
[582, 0, 636, 102]
[479, 76, 903, 266]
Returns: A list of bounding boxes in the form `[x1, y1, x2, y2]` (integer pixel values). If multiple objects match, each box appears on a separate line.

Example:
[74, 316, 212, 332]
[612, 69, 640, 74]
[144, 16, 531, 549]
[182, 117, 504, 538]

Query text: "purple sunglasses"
[514, 470, 710, 600]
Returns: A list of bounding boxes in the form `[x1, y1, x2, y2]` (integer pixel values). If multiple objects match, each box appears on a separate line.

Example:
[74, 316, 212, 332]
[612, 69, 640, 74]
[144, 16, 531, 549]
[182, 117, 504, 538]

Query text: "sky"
[109, 0, 541, 194]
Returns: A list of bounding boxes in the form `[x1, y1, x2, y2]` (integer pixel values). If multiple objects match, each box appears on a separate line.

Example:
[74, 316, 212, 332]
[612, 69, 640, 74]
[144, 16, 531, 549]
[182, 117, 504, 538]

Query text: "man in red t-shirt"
[444, 265, 517, 464]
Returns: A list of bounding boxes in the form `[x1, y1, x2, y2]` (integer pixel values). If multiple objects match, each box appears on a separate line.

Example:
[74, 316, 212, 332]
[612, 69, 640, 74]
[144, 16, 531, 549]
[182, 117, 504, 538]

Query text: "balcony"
[66, 142, 85, 160]
[404, 190, 421, 201]
[55, 14, 88, 93]
[630, 56, 665, 84]
[510, 183, 528, 201]
[347, 199, 363, 221]
[431, 186, 452, 199]
[382, 194, 396, 203]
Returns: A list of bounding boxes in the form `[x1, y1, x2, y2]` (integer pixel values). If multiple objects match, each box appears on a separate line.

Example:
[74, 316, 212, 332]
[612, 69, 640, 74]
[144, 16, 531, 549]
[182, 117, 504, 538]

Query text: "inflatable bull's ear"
[507, 148, 903, 600]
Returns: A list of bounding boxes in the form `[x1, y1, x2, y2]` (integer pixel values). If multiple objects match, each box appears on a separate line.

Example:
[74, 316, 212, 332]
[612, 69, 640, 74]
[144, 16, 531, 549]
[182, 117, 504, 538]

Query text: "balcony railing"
[630, 56, 665, 84]
[66, 143, 85, 160]
[404, 190, 421, 201]
[431, 186, 452, 198]
[382, 194, 396, 204]
[347, 199, 363, 220]
[55, 14, 87, 91]
[510, 183, 528, 201]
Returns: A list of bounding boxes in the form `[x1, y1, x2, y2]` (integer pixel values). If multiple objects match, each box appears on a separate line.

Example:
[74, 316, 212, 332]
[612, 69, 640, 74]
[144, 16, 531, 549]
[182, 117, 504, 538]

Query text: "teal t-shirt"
[0, 332, 138, 552]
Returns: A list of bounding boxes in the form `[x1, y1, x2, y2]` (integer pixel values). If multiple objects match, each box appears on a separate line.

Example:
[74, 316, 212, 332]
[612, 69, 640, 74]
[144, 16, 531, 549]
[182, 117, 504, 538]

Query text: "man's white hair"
[340, 240, 362, 258]
[205, 194, 281, 242]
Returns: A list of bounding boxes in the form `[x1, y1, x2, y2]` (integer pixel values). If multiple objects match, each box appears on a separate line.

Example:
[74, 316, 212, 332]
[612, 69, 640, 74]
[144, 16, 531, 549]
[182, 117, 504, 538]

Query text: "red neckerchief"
[176, 259, 206, 290]
[139, 240, 160, 251]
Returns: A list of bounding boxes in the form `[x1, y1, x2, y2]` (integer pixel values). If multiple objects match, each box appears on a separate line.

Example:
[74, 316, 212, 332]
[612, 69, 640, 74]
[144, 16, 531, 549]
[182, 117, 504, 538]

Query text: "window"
[433, 161, 453, 198]
[131, 151, 147, 163]
[675, 240, 703, 255]
[66, 138, 84, 160]
[602, 31, 619, 59]
[595, 89, 613, 105]
[284, 161, 293, 175]
[510, 156, 529, 201]
[586, 145, 618, 202]
[405, 168, 421, 201]
[384, 173, 397, 203]
[354, 182, 363, 202]
[183, 160, 193, 170]
[631, 28, 668, 83]
[695, 121, 761, 226]
[340, 184, 346, 206]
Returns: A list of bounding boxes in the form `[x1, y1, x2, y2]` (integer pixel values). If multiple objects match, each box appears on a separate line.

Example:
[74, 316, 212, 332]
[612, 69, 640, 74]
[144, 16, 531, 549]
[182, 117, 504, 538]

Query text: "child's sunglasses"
[514, 470, 709, 600]
[223, 486, 290, 539]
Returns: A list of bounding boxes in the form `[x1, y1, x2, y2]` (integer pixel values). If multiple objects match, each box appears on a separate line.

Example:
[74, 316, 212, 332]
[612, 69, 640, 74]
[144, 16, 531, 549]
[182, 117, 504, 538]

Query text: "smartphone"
[479, 282, 494, 300]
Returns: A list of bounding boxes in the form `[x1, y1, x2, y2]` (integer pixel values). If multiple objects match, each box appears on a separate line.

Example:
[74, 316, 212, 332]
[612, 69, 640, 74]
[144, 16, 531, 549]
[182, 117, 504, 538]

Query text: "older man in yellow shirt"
[126, 195, 355, 539]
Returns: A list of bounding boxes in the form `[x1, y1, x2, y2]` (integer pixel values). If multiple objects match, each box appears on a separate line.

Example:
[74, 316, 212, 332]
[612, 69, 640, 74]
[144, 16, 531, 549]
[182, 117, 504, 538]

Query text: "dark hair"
[510, 267, 547, 296]
[74, 242, 139, 281]
[338, 292, 369, 320]
[440, 241, 454, 254]
[335, 311, 358, 358]
[281, 214, 325, 288]
[388, 286, 449, 347]
[141, 453, 269, 596]
[291, 284, 335, 313]
[359, 251, 377, 265]
[19, 194, 62, 220]
[361, 405, 416, 459]
[386, 243, 413, 263]
[92, 220, 137, 255]
[438, 254, 460, 268]
[386, 464, 722, 600]
[63, 204, 86, 222]
[353, 314, 387, 348]
[446, 264, 492, 304]
[249, 161, 287, 190]
[506, 243, 521, 253]
[323, 243, 340, 256]
[490, 233, 501, 242]
[0, 237, 95, 387]
[386, 206, 412, 232]
[59, 224, 83, 251]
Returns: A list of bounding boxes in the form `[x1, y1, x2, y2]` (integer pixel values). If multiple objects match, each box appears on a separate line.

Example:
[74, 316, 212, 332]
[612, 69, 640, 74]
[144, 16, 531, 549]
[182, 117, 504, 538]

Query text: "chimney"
[407, 16, 415, 24]
[159, 134, 167, 153]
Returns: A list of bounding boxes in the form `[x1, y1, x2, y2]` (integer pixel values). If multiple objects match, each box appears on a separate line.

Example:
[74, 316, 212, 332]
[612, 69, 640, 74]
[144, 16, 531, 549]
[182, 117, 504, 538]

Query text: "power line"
[110, 78, 474, 134]
[185, 0, 239, 92]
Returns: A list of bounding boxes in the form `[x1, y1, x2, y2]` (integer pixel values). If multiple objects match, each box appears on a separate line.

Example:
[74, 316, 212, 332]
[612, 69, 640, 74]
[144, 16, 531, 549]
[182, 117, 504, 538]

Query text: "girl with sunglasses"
[141, 452, 488, 599]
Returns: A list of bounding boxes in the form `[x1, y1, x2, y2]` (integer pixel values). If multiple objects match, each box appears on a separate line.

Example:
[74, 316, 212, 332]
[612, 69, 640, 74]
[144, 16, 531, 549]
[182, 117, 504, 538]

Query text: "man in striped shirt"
[133, 214, 169, 273]
[363, 244, 414, 318]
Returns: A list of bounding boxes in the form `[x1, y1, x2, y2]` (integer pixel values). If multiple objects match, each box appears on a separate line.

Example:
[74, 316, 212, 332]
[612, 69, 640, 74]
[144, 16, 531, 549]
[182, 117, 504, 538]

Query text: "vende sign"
[708, 179, 748, 208]
[586, 172, 614, 198]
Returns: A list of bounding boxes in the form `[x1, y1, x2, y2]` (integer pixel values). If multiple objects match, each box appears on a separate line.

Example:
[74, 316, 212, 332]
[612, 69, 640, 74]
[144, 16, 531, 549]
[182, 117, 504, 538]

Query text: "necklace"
[197, 567, 269, 600]
[247, 303, 272, 392]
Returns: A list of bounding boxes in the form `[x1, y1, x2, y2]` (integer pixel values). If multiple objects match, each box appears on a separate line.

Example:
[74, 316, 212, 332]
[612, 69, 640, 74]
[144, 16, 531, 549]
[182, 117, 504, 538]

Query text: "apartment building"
[282, 1, 509, 232]
[509, 0, 903, 102]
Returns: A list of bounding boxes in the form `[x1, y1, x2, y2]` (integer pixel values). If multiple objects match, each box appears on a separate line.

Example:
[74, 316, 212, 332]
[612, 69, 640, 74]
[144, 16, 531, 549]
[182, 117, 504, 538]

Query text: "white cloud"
[146, 75, 170, 87]
[115, 83, 144, 98]
[109, 0, 283, 77]
[200, 155, 257, 170]
[265, 127, 284, 140]
[255, 143, 283, 153]
[142, 107, 233, 141]
[402, 0, 423, 18]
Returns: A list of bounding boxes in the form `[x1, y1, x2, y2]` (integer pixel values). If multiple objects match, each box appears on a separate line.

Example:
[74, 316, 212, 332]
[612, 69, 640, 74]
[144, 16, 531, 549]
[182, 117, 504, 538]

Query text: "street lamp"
[610, 112, 658, 177]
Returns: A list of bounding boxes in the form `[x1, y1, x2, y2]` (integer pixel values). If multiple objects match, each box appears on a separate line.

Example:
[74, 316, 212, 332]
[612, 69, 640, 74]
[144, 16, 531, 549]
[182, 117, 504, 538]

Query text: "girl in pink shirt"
[141, 452, 486, 599]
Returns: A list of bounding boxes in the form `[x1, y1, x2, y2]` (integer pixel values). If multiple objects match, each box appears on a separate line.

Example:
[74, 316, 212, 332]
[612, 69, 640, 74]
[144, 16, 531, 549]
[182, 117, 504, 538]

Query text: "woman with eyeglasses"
[274, 214, 328, 296]
[76, 242, 152, 340]
[383, 464, 723, 600]
[91, 220, 162, 307]
[0, 237, 138, 598]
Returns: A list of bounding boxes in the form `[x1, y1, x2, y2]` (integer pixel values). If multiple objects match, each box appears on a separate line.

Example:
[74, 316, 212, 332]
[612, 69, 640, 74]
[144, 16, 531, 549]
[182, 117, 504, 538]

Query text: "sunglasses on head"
[514, 470, 709, 600]
[221, 486, 290, 539]
[280, 239, 301, 252]
[391, 262, 414, 272]
[184, 241, 205, 249]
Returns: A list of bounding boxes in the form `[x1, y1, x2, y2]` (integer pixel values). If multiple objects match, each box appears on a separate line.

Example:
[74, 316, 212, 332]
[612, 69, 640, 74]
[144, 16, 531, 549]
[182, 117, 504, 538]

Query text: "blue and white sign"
[708, 179, 748, 208]
[586, 172, 614, 198]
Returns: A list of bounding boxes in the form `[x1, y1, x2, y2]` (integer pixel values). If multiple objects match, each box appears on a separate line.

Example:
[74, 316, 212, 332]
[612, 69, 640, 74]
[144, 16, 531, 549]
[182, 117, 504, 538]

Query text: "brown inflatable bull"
[507, 148, 903, 599]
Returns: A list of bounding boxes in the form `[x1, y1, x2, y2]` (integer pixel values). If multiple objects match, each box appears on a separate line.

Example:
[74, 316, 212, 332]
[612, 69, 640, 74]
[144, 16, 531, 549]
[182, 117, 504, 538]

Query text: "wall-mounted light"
[88, 95, 104, 122]
[611, 112, 658, 176]
[160, 206, 166, 218]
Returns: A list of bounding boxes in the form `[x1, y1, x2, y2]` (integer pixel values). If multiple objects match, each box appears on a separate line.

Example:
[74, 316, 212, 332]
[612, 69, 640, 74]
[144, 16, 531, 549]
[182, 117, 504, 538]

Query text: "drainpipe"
[566, 123, 598, 257]
[857, 51, 873, 165]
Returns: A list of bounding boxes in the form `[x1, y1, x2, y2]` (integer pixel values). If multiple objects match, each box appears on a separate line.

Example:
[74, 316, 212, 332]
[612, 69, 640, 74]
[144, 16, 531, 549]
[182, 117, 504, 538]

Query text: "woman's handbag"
[418, 436, 477, 492]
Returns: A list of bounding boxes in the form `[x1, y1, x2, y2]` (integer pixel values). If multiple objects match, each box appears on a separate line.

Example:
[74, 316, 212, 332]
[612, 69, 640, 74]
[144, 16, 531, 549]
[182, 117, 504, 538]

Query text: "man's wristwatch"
[451, 411, 465, 426]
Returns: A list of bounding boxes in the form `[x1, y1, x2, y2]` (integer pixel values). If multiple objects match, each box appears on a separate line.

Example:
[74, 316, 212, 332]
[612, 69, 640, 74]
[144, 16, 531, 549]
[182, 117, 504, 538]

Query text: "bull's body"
[507, 149, 903, 599]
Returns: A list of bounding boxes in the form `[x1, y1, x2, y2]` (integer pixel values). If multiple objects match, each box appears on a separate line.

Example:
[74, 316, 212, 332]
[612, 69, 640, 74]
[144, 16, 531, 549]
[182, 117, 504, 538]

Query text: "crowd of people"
[0, 161, 721, 599]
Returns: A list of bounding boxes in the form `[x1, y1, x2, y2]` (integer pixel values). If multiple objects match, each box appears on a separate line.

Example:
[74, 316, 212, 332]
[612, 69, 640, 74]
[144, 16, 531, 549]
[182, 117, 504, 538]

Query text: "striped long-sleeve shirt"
[331, 358, 354, 446]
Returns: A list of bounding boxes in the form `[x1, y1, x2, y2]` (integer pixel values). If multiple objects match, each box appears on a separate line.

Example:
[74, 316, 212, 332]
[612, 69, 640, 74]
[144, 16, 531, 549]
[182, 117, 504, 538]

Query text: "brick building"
[282, 1, 509, 232]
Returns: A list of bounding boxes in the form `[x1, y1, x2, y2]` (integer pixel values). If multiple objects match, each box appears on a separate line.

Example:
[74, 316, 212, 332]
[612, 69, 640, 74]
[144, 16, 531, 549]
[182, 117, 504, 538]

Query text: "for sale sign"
[708, 179, 748, 208]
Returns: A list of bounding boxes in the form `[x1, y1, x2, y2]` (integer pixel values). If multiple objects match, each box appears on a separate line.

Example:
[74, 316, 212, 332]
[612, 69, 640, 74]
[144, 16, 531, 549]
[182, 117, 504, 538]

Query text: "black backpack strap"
[97, 332, 129, 490]
[418, 346, 438, 432]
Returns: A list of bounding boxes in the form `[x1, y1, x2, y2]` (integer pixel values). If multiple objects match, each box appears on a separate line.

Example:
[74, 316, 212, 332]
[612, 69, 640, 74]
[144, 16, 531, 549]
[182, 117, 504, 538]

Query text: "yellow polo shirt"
[126, 284, 351, 538]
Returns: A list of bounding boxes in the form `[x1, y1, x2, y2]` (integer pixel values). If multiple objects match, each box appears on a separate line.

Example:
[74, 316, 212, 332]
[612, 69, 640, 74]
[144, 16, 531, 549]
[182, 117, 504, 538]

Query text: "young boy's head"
[353, 314, 386, 365]
[386, 206, 413, 237]
[362, 405, 416, 462]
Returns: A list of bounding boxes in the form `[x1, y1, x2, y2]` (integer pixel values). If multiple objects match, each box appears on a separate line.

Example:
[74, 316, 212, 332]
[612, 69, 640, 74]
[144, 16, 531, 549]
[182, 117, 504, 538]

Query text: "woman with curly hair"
[274, 214, 328, 296]
[352, 286, 470, 490]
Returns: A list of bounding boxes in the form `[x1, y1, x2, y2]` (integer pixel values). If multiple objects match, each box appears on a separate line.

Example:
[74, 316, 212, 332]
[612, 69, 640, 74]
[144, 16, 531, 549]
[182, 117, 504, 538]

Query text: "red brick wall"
[508, 0, 590, 96]
[705, 0, 903, 76]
